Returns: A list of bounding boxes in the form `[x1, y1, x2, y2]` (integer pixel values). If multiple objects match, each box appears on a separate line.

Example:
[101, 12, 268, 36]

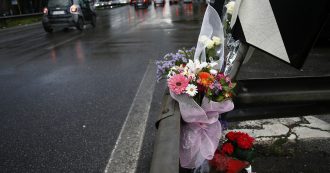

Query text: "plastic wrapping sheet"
[194, 5, 225, 71]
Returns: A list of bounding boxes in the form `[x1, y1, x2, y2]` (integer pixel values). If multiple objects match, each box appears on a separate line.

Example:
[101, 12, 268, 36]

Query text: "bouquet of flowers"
[209, 131, 255, 173]
[156, 9, 235, 170]
[156, 1, 243, 169]
[157, 48, 236, 104]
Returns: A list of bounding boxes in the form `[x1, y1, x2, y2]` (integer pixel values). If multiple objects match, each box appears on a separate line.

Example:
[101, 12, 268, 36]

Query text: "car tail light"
[43, 7, 48, 14]
[143, 0, 146, 3]
[70, 5, 78, 14]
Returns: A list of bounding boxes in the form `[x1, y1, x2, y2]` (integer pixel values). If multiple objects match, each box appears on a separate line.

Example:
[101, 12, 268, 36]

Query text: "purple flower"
[214, 81, 222, 90]
[156, 47, 195, 81]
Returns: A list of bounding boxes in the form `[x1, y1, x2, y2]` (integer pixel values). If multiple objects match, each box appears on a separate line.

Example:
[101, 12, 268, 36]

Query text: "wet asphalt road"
[0, 2, 206, 172]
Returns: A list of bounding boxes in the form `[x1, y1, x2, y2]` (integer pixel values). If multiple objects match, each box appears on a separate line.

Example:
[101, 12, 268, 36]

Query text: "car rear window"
[48, 0, 72, 7]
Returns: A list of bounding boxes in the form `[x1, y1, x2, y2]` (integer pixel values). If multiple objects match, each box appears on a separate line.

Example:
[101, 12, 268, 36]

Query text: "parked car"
[134, 0, 150, 9]
[154, 0, 165, 7]
[42, 0, 96, 33]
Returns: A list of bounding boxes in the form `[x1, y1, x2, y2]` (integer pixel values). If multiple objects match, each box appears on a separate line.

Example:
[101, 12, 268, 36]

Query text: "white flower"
[185, 60, 196, 73]
[209, 62, 218, 67]
[212, 36, 221, 45]
[167, 70, 175, 78]
[200, 62, 208, 69]
[185, 84, 198, 97]
[199, 35, 209, 45]
[206, 39, 215, 49]
[183, 66, 196, 80]
[225, 1, 235, 15]
[186, 59, 208, 74]
[167, 67, 180, 78]
[210, 69, 218, 75]
[186, 59, 194, 68]
[170, 66, 178, 71]
[182, 67, 189, 75]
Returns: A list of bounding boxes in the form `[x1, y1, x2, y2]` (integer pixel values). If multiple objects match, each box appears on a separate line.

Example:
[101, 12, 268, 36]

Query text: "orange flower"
[198, 72, 214, 87]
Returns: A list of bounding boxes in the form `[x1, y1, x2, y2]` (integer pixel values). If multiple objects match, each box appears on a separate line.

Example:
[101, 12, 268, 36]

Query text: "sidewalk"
[226, 115, 330, 172]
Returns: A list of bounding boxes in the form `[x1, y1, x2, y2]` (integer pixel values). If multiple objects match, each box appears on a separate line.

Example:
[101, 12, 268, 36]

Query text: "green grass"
[0, 15, 42, 29]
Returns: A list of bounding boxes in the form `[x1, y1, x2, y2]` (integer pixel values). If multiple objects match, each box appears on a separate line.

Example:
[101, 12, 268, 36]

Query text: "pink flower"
[209, 83, 215, 89]
[225, 76, 231, 82]
[217, 73, 225, 79]
[168, 74, 189, 95]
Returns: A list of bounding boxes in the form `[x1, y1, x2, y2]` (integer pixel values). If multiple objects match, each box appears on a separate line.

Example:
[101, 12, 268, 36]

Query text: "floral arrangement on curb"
[164, 52, 236, 103]
[209, 131, 255, 173]
[156, 1, 245, 169]
[156, 39, 235, 104]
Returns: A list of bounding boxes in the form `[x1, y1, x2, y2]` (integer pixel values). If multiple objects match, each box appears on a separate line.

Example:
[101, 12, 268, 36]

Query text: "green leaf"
[231, 82, 237, 88]
[223, 86, 230, 92]
[233, 148, 255, 162]
[216, 96, 224, 102]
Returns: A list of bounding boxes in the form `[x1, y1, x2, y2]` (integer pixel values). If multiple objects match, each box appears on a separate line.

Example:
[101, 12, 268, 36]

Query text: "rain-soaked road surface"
[0, 2, 206, 172]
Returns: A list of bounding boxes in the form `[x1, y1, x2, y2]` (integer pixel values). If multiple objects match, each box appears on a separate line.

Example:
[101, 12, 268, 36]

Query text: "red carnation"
[236, 133, 255, 149]
[225, 131, 237, 141]
[221, 142, 234, 155]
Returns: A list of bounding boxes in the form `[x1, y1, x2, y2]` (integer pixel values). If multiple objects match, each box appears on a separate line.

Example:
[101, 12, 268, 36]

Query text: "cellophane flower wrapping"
[156, 3, 237, 169]
[194, 4, 224, 71]
[170, 92, 234, 168]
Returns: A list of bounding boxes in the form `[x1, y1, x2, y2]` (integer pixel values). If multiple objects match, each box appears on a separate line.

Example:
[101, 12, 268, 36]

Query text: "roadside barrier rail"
[150, 89, 181, 173]
[0, 13, 43, 27]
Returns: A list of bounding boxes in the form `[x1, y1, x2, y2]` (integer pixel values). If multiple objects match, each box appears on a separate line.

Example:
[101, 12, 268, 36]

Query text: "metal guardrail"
[0, 13, 43, 27]
[0, 13, 43, 19]
[150, 89, 181, 173]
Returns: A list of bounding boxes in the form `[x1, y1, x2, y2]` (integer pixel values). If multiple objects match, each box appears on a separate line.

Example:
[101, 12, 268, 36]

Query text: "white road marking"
[104, 61, 157, 173]
[46, 34, 84, 50]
